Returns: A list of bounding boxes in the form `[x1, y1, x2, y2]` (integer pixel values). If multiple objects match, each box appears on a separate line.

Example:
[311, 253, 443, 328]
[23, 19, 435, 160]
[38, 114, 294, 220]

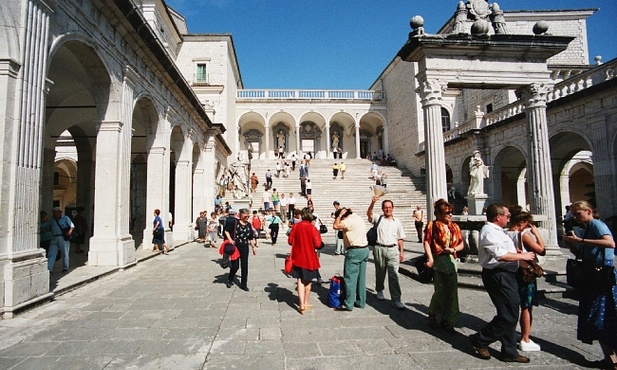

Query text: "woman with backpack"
[288, 207, 322, 315]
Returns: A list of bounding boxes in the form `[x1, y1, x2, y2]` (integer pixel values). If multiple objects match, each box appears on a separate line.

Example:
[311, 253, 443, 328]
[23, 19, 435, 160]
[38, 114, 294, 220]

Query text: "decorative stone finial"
[532, 21, 549, 35]
[594, 55, 603, 65]
[411, 15, 424, 30]
[471, 19, 489, 35]
[410, 15, 425, 37]
[490, 2, 508, 34]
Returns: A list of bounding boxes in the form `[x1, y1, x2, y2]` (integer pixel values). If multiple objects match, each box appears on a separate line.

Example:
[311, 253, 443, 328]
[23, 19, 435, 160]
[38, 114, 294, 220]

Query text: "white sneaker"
[518, 339, 541, 352]
[392, 301, 406, 310]
[376, 291, 385, 301]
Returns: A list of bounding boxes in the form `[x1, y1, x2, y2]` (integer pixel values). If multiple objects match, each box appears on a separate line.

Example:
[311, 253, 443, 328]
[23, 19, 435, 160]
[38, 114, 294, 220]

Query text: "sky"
[165, 0, 617, 90]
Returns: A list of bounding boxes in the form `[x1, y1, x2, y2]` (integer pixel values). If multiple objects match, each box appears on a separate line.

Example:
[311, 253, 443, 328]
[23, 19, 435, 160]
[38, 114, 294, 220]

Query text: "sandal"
[428, 313, 438, 329]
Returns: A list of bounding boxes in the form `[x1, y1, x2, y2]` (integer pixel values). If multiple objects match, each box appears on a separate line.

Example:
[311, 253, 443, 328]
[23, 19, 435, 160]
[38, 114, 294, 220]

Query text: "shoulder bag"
[516, 230, 544, 283]
[366, 215, 383, 246]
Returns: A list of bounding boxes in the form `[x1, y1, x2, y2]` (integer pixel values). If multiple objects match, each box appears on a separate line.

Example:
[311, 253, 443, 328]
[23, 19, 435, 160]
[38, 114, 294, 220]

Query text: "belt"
[377, 243, 397, 248]
[347, 245, 367, 249]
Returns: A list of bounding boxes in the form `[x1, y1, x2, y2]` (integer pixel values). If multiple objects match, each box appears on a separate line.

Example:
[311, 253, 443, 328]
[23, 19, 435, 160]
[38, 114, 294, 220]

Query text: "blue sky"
[166, 0, 617, 90]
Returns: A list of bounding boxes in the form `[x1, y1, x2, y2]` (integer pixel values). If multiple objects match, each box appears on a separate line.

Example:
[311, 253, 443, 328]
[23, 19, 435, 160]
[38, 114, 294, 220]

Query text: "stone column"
[521, 83, 560, 253]
[417, 78, 449, 217]
[516, 173, 527, 209]
[295, 123, 301, 155]
[144, 146, 167, 247]
[192, 154, 206, 215]
[589, 119, 614, 219]
[203, 136, 216, 211]
[0, 0, 52, 315]
[354, 121, 361, 159]
[173, 139, 193, 243]
[325, 123, 331, 158]
[264, 123, 270, 159]
[89, 120, 136, 266]
[383, 125, 390, 157]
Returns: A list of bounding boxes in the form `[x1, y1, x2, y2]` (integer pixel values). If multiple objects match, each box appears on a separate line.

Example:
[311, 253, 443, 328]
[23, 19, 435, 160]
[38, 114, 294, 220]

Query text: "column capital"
[416, 79, 447, 106]
[98, 120, 123, 132]
[519, 83, 553, 110]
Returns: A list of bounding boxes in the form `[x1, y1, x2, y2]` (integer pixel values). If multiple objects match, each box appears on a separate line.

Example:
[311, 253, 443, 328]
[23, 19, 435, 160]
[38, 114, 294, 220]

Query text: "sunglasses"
[445, 211, 453, 215]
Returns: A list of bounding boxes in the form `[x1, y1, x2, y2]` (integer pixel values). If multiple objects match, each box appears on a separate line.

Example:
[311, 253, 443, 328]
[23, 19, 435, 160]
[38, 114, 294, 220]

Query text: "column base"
[88, 235, 135, 267]
[0, 253, 50, 318]
[466, 194, 489, 215]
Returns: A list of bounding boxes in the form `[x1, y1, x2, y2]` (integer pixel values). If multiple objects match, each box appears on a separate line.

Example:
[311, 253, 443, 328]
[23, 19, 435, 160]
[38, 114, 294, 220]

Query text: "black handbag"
[318, 219, 327, 234]
[566, 258, 615, 293]
[414, 255, 434, 283]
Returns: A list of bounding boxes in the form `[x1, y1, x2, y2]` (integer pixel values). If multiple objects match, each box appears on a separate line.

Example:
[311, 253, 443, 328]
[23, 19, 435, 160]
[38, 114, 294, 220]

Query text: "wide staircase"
[229, 158, 426, 237]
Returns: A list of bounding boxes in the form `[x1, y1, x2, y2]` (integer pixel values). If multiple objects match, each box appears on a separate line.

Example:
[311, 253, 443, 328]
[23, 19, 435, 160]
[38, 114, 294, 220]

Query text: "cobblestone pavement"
[0, 235, 605, 369]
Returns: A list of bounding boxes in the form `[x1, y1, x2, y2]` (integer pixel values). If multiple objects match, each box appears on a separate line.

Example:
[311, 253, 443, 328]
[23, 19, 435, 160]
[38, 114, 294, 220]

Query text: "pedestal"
[232, 199, 251, 212]
[466, 194, 488, 216]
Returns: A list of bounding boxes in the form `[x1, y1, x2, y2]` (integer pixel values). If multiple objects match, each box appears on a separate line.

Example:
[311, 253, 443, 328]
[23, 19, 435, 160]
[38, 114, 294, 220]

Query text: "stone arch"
[238, 111, 266, 158]
[493, 146, 527, 208]
[130, 96, 159, 247]
[360, 112, 386, 159]
[42, 38, 112, 263]
[0, 5, 19, 60]
[329, 111, 355, 158]
[299, 111, 326, 158]
[550, 131, 593, 219]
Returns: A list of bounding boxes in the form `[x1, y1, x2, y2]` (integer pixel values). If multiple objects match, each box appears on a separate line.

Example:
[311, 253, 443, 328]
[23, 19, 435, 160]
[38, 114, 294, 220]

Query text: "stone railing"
[237, 89, 385, 101]
[548, 58, 616, 102]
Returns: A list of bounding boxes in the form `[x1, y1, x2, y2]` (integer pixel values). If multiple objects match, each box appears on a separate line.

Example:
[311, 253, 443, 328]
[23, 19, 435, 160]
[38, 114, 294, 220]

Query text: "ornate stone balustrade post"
[521, 83, 560, 252]
[417, 78, 449, 217]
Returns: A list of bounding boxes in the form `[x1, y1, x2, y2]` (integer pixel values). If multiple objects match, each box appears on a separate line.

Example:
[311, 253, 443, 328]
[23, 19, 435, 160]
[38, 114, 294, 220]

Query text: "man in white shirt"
[469, 204, 535, 363]
[287, 193, 297, 221]
[367, 196, 406, 309]
[262, 189, 272, 211]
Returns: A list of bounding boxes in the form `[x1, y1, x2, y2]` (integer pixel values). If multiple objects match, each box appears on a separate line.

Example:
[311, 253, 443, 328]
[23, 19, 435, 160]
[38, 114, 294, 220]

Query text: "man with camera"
[367, 195, 406, 310]
[333, 207, 369, 311]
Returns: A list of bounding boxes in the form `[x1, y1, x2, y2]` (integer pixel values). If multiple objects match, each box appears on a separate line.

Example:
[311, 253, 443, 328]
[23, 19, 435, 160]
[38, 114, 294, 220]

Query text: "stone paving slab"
[0, 236, 607, 369]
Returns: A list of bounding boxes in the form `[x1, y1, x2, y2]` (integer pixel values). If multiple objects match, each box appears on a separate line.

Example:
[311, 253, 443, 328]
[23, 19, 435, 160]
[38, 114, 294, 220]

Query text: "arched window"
[441, 108, 451, 132]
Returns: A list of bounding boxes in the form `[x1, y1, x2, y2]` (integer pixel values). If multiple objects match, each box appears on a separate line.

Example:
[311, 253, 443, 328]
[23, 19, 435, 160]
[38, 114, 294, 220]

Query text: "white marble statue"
[277, 130, 285, 148]
[331, 132, 340, 149]
[228, 161, 249, 199]
[467, 150, 489, 196]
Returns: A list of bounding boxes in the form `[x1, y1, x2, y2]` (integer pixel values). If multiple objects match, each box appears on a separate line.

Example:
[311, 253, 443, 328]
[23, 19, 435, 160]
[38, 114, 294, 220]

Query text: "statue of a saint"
[331, 132, 340, 149]
[228, 161, 250, 199]
[467, 150, 489, 196]
[277, 130, 285, 148]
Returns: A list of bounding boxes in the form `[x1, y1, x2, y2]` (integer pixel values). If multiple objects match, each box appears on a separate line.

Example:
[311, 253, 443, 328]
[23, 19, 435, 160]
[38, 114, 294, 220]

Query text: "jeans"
[372, 245, 402, 302]
[48, 235, 69, 271]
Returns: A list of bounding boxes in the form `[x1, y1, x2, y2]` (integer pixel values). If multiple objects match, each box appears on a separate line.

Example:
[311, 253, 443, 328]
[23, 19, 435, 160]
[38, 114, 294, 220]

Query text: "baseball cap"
[333, 200, 340, 206]
[52, 207, 62, 212]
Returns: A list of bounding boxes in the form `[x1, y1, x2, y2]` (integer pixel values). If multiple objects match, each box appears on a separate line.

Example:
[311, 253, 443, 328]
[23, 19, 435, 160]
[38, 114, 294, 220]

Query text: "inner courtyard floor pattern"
[0, 237, 605, 369]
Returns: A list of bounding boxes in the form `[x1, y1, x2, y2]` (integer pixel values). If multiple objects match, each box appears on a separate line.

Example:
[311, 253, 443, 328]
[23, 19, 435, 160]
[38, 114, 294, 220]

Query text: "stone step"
[224, 159, 428, 236]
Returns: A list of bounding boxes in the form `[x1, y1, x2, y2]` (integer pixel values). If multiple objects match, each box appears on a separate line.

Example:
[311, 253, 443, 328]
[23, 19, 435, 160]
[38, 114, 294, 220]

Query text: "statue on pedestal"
[467, 150, 489, 196]
[277, 130, 286, 148]
[228, 160, 250, 199]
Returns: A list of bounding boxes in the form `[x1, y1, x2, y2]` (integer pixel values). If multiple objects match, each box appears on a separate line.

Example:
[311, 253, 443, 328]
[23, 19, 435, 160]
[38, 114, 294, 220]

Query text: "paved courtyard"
[0, 236, 605, 369]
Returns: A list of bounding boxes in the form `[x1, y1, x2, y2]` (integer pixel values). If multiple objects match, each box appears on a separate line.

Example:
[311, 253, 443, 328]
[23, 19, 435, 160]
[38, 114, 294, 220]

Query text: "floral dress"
[573, 219, 617, 347]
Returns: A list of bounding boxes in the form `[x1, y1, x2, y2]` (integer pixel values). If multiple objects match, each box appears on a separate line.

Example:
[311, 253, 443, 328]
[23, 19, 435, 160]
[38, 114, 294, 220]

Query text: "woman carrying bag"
[506, 210, 545, 352]
[423, 199, 464, 333]
[288, 207, 323, 315]
[563, 200, 617, 369]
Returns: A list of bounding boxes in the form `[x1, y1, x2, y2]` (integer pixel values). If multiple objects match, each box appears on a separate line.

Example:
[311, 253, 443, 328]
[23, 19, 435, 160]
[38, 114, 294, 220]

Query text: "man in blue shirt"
[48, 207, 74, 272]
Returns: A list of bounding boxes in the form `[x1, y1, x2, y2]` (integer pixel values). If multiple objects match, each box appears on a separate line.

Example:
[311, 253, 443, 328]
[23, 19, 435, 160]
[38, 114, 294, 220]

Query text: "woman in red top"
[288, 207, 323, 314]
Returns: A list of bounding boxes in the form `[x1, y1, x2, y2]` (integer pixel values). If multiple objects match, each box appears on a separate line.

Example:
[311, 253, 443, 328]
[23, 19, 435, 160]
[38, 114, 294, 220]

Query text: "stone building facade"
[0, 0, 231, 316]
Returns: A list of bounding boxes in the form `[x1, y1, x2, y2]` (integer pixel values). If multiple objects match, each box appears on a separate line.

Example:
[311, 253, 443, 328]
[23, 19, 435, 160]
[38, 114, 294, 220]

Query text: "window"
[441, 108, 451, 132]
[196, 64, 207, 83]
[486, 103, 493, 113]
[54, 172, 60, 185]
